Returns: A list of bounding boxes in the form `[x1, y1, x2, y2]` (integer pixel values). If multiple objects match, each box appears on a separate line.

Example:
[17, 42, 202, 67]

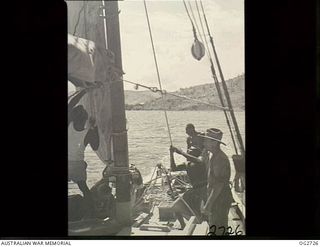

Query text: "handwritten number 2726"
[207, 225, 243, 236]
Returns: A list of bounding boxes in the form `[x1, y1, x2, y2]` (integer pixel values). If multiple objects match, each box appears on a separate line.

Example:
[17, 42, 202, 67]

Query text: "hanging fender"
[191, 39, 205, 61]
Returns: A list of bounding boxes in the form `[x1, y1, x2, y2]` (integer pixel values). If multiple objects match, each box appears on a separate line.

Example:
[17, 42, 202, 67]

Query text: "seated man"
[169, 145, 207, 219]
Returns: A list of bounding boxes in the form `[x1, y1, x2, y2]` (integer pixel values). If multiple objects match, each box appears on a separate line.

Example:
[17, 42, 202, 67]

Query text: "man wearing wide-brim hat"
[199, 128, 233, 232]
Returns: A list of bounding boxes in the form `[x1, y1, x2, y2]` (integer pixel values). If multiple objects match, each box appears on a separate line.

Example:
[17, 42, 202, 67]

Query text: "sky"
[118, 0, 244, 91]
[68, 0, 244, 93]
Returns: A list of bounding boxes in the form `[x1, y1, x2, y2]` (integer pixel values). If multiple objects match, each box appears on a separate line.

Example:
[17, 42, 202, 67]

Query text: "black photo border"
[1, 0, 318, 239]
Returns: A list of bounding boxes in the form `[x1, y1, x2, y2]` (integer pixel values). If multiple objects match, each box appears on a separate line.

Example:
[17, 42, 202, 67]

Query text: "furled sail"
[68, 33, 123, 163]
[68, 34, 119, 85]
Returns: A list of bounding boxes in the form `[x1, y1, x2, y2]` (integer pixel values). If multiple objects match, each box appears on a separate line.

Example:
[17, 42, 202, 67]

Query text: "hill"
[125, 74, 245, 111]
[124, 90, 159, 105]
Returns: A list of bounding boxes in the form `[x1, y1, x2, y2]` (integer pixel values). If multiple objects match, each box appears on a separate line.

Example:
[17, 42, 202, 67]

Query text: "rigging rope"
[187, 1, 205, 46]
[183, 0, 211, 63]
[195, 0, 212, 61]
[143, 0, 173, 146]
[184, 0, 239, 142]
[182, 0, 195, 28]
[73, 2, 85, 36]
[83, 1, 88, 39]
[195, 0, 239, 154]
[227, 110, 242, 151]
[180, 1, 240, 124]
[101, 0, 109, 49]
[199, 0, 245, 155]
[183, 0, 239, 154]
[81, 1, 97, 122]
[122, 79, 229, 111]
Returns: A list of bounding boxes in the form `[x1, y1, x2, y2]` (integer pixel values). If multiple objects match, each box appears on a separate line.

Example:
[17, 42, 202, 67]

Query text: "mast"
[209, 58, 239, 155]
[67, 0, 131, 225]
[103, 0, 131, 225]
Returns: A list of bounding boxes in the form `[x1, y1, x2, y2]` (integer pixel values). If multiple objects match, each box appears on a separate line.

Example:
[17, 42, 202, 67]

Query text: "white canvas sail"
[67, 0, 123, 163]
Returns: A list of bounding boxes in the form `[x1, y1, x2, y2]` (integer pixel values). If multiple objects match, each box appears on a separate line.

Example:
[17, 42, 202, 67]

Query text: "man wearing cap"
[170, 145, 207, 219]
[199, 128, 233, 232]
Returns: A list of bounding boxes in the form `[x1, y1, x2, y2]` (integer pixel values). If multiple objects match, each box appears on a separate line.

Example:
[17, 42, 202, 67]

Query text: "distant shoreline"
[125, 109, 245, 112]
[124, 74, 245, 111]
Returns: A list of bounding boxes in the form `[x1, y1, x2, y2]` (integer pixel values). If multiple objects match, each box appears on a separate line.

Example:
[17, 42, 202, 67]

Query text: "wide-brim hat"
[198, 128, 226, 146]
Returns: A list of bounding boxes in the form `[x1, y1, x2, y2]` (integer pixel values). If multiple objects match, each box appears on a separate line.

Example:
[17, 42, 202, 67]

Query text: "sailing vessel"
[67, 0, 245, 236]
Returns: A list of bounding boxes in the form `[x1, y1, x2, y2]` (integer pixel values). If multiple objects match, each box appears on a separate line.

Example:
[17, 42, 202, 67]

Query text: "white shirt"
[68, 123, 88, 161]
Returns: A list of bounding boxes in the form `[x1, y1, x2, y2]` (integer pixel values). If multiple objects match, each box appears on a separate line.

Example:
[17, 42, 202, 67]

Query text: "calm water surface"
[68, 110, 245, 195]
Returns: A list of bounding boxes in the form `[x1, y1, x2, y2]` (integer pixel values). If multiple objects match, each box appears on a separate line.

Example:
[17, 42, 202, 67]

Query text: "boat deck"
[117, 206, 206, 236]
[120, 170, 246, 236]
[117, 198, 245, 236]
[69, 170, 245, 236]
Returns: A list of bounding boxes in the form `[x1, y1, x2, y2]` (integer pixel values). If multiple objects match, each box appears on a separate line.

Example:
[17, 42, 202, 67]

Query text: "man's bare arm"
[172, 147, 202, 163]
[170, 146, 186, 171]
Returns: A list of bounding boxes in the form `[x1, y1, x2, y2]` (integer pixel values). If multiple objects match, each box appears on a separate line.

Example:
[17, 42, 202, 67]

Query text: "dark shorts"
[68, 160, 87, 183]
[208, 200, 231, 231]
[183, 186, 207, 217]
[208, 187, 233, 229]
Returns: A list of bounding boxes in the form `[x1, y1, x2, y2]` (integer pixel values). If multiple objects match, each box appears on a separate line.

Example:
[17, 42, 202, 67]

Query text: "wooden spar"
[209, 57, 239, 155]
[103, 0, 131, 225]
[209, 36, 245, 156]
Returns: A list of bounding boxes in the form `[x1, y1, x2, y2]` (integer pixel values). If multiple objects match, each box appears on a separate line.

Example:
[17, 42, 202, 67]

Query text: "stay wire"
[143, 0, 173, 146]
[187, 1, 205, 46]
[168, 92, 228, 110]
[199, 0, 240, 155]
[182, 0, 195, 31]
[83, 1, 88, 39]
[196, 0, 239, 152]
[195, 0, 212, 61]
[183, 1, 214, 72]
[183, 0, 233, 127]
[227, 110, 242, 151]
[122, 79, 229, 111]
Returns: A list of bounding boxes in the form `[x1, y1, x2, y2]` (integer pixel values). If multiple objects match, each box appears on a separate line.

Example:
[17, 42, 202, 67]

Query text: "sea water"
[68, 110, 245, 195]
